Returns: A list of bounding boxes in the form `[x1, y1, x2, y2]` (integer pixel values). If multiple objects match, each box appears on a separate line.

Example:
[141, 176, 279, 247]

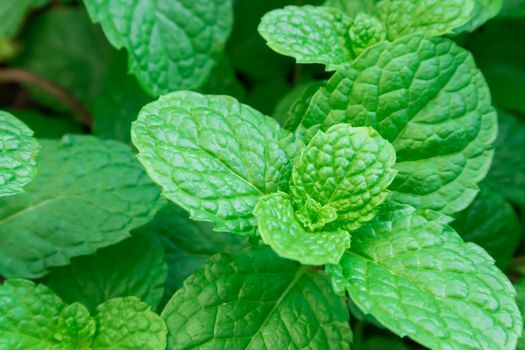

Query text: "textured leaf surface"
[303, 35, 497, 215]
[375, 0, 474, 39]
[456, 0, 503, 32]
[292, 125, 396, 231]
[0, 111, 39, 197]
[83, 0, 233, 95]
[485, 110, 525, 207]
[135, 203, 248, 306]
[0, 0, 48, 39]
[161, 246, 352, 349]
[0, 279, 95, 350]
[46, 234, 167, 313]
[92, 297, 167, 350]
[254, 192, 350, 265]
[327, 203, 522, 350]
[132, 91, 291, 235]
[0, 135, 163, 278]
[514, 278, 525, 350]
[258, 5, 354, 70]
[452, 188, 520, 270]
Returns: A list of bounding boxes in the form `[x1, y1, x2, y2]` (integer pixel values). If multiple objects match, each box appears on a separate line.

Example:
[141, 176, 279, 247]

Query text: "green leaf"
[92, 297, 167, 350]
[6, 109, 83, 139]
[274, 81, 324, 128]
[258, 6, 354, 70]
[375, 0, 474, 40]
[161, 246, 352, 349]
[485, 110, 525, 207]
[0, 111, 40, 197]
[45, 234, 167, 313]
[0, 279, 95, 350]
[134, 202, 249, 306]
[0, 0, 48, 39]
[15, 7, 112, 111]
[302, 35, 497, 216]
[0, 135, 163, 278]
[327, 203, 522, 350]
[324, 0, 376, 15]
[452, 187, 521, 270]
[500, 0, 525, 17]
[253, 192, 350, 265]
[362, 336, 407, 350]
[83, 0, 233, 96]
[514, 278, 525, 350]
[291, 124, 396, 231]
[456, 0, 503, 32]
[131, 91, 291, 235]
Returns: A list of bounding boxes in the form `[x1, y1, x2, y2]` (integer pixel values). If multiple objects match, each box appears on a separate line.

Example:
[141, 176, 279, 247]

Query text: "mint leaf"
[258, 5, 354, 70]
[274, 81, 324, 129]
[456, 0, 503, 32]
[161, 246, 352, 349]
[327, 203, 522, 350]
[254, 192, 350, 265]
[0, 0, 48, 39]
[485, 110, 525, 207]
[131, 91, 291, 235]
[135, 202, 249, 306]
[375, 0, 474, 39]
[45, 234, 167, 313]
[515, 278, 525, 350]
[452, 187, 521, 270]
[92, 297, 167, 350]
[303, 35, 497, 215]
[0, 111, 39, 197]
[291, 124, 396, 231]
[0, 135, 163, 278]
[0, 279, 95, 349]
[83, 0, 233, 96]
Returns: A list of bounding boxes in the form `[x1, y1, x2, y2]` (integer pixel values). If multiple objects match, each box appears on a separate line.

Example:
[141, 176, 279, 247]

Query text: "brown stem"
[0, 68, 93, 129]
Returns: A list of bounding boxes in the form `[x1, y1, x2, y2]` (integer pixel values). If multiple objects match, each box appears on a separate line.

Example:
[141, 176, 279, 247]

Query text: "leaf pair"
[0, 279, 166, 349]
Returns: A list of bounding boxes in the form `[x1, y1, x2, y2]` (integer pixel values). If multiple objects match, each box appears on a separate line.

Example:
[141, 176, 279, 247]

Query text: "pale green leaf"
[456, 0, 503, 32]
[485, 110, 525, 207]
[0, 135, 163, 278]
[45, 234, 167, 313]
[302, 35, 497, 215]
[83, 0, 233, 96]
[327, 203, 522, 350]
[452, 187, 521, 270]
[253, 192, 350, 265]
[0, 279, 95, 350]
[291, 124, 396, 231]
[161, 246, 352, 349]
[258, 5, 354, 70]
[0, 111, 39, 197]
[131, 91, 291, 235]
[92, 297, 167, 350]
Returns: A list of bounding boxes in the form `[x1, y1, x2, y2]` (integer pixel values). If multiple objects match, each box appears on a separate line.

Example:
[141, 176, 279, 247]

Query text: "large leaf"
[131, 91, 291, 235]
[0, 135, 163, 278]
[45, 234, 167, 313]
[253, 192, 350, 265]
[327, 203, 522, 350]
[161, 246, 352, 349]
[135, 203, 249, 306]
[258, 6, 354, 70]
[291, 124, 396, 231]
[452, 187, 521, 270]
[302, 35, 497, 216]
[83, 0, 233, 96]
[0, 111, 39, 197]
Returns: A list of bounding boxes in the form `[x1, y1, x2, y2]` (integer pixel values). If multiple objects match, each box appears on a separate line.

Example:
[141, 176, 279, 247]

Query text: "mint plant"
[1, 0, 525, 349]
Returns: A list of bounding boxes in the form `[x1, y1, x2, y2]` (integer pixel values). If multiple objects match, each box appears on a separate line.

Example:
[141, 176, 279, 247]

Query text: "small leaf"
[254, 192, 350, 265]
[291, 125, 396, 231]
[258, 5, 354, 70]
[302, 35, 497, 215]
[0, 111, 40, 197]
[92, 297, 167, 350]
[83, 0, 233, 95]
[45, 234, 168, 313]
[327, 203, 522, 350]
[0, 279, 95, 349]
[161, 246, 352, 349]
[0, 135, 163, 278]
[131, 91, 291, 235]
[452, 187, 521, 270]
